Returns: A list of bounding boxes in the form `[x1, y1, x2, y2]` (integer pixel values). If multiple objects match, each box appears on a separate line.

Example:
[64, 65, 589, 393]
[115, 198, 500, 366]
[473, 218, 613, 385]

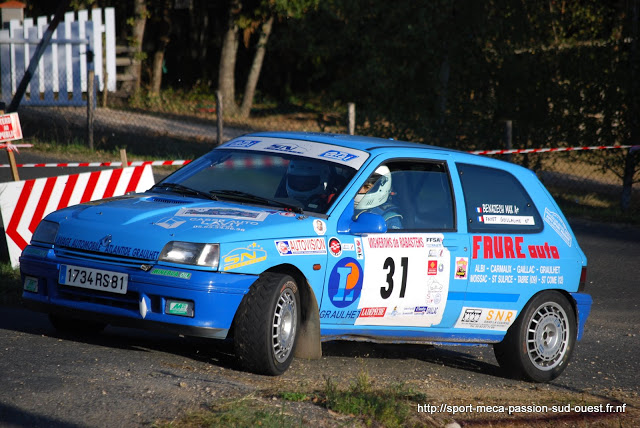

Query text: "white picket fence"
[0, 7, 116, 107]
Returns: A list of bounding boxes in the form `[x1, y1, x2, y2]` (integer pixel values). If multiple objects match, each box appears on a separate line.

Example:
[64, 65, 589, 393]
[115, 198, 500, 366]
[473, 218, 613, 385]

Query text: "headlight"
[31, 220, 59, 245]
[159, 241, 219, 268]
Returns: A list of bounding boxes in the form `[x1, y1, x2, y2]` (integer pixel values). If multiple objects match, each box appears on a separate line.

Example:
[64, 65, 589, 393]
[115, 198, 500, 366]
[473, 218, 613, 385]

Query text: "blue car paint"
[20, 131, 591, 351]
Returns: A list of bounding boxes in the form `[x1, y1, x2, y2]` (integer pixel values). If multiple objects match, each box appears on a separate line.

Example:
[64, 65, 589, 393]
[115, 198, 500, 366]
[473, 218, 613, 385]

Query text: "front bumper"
[20, 247, 258, 339]
[570, 292, 592, 341]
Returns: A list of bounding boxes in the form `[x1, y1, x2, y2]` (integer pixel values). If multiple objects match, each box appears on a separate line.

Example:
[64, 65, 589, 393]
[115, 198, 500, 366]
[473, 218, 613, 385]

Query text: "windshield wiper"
[210, 190, 304, 214]
[151, 183, 218, 200]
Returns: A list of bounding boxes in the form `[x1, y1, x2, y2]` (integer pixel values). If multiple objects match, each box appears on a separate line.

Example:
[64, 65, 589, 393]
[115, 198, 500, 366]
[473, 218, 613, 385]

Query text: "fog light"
[23, 276, 38, 293]
[165, 299, 194, 317]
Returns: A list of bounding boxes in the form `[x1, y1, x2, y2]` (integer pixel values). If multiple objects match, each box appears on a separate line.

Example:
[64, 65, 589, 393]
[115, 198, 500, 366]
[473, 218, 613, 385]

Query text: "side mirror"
[337, 199, 387, 234]
[350, 212, 387, 234]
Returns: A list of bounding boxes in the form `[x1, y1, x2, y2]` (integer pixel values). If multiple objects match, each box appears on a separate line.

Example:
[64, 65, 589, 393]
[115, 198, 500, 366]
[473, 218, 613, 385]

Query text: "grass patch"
[0, 262, 22, 306]
[321, 371, 427, 428]
[156, 371, 432, 428]
[154, 395, 307, 428]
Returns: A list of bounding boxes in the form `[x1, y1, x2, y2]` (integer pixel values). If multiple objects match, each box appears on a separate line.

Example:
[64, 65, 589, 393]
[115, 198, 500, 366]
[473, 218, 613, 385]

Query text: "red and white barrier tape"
[0, 160, 191, 168]
[470, 144, 636, 156]
[1, 143, 33, 152]
[0, 144, 637, 168]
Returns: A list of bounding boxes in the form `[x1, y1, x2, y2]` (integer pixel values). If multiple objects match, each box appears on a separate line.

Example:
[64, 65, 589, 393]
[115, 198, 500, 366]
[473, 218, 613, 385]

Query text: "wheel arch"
[513, 289, 578, 337]
[263, 263, 323, 359]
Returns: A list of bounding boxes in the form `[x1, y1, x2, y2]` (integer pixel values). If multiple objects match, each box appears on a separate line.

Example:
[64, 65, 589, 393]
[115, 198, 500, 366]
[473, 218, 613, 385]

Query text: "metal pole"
[504, 120, 513, 163]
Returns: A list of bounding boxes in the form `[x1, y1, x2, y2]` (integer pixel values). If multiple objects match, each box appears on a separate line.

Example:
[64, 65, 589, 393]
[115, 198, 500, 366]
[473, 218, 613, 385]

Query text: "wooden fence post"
[0, 105, 19, 181]
[87, 67, 95, 150]
[216, 90, 224, 145]
[348, 102, 356, 135]
[120, 148, 128, 169]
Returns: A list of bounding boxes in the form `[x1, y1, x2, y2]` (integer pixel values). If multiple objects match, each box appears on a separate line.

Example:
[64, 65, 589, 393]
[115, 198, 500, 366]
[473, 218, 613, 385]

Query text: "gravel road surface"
[0, 219, 638, 427]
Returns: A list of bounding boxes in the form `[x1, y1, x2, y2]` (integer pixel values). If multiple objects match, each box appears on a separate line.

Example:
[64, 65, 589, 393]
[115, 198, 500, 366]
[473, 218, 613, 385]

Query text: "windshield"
[153, 149, 358, 214]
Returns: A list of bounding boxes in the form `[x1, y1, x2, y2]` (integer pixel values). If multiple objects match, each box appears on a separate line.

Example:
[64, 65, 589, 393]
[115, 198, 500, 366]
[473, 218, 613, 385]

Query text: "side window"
[457, 163, 542, 233]
[354, 160, 455, 231]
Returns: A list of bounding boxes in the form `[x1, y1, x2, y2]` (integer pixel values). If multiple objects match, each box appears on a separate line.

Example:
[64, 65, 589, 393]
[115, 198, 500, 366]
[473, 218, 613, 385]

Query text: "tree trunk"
[150, 51, 164, 95]
[150, 0, 171, 95]
[122, 0, 148, 95]
[240, 16, 274, 118]
[218, 0, 241, 116]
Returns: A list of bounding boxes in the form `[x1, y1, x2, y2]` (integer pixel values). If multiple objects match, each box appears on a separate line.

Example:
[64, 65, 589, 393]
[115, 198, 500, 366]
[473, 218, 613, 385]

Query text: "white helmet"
[286, 159, 331, 202]
[354, 165, 392, 209]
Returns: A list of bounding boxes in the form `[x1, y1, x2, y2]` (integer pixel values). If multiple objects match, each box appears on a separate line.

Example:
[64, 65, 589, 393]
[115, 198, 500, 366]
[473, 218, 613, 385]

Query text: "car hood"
[47, 193, 320, 258]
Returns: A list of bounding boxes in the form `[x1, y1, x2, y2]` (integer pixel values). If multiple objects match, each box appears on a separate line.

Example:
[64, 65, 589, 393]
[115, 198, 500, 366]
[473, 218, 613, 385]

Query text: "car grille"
[54, 247, 154, 268]
[57, 284, 140, 312]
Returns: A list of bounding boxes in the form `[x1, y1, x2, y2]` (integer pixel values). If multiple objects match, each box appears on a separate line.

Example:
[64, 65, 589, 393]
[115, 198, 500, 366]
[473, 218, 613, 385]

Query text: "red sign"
[0, 113, 23, 143]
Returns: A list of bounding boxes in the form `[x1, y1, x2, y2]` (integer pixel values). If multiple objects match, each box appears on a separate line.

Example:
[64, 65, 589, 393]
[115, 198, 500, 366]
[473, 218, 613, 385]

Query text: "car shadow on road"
[3, 306, 508, 380]
[0, 402, 85, 428]
[321, 340, 508, 379]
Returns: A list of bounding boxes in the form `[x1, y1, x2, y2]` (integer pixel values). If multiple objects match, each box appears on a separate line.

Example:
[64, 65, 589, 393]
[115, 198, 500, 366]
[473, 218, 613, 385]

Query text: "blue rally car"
[20, 132, 592, 382]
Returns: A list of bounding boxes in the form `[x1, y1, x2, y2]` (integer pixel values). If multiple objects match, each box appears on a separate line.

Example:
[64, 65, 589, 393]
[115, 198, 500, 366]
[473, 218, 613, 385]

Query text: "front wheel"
[234, 273, 300, 375]
[494, 291, 576, 382]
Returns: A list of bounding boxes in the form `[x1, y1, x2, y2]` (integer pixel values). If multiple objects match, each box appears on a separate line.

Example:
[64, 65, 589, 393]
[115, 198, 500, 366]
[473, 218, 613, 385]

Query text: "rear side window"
[457, 163, 542, 233]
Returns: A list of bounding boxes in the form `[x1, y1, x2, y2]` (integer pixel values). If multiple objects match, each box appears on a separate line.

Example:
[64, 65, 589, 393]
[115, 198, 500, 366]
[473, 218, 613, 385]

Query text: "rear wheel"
[49, 314, 107, 335]
[234, 273, 300, 375]
[494, 291, 576, 382]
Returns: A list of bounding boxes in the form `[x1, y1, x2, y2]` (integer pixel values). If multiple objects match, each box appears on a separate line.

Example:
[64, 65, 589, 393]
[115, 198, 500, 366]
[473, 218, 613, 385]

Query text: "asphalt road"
[0, 219, 638, 427]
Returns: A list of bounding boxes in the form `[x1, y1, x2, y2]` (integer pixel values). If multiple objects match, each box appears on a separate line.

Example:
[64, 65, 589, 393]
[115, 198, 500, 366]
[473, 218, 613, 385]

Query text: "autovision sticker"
[275, 238, 326, 255]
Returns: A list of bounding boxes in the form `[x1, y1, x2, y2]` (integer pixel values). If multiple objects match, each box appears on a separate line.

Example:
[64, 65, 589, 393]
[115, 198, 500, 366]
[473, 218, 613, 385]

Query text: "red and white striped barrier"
[0, 165, 155, 267]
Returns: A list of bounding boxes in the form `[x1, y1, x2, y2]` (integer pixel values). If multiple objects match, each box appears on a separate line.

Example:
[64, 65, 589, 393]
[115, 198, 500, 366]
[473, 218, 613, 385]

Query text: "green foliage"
[0, 263, 21, 306]
[323, 371, 426, 427]
[281, 391, 308, 402]
[154, 395, 304, 428]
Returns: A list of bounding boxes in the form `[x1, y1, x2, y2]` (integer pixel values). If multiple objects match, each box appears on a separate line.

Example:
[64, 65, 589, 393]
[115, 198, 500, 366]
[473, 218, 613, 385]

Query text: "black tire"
[493, 291, 576, 382]
[49, 314, 107, 335]
[234, 273, 300, 375]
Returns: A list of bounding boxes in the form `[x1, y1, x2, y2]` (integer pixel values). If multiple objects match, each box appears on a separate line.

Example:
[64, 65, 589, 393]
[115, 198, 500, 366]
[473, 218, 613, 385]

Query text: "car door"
[320, 157, 469, 329]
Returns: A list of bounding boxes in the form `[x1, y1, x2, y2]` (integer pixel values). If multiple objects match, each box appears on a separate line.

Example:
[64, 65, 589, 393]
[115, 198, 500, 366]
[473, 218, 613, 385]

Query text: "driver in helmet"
[285, 160, 337, 211]
[354, 165, 402, 229]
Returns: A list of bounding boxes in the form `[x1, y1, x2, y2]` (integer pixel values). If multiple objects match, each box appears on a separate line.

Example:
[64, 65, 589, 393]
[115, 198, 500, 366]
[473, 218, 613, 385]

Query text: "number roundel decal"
[328, 257, 363, 308]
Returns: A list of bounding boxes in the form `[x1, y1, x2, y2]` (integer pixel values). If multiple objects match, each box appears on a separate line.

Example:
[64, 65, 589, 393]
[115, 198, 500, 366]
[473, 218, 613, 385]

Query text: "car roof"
[241, 131, 532, 176]
[244, 131, 458, 155]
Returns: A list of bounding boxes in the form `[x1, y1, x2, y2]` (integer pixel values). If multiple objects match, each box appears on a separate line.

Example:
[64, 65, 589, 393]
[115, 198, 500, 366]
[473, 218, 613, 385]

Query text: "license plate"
[59, 265, 128, 294]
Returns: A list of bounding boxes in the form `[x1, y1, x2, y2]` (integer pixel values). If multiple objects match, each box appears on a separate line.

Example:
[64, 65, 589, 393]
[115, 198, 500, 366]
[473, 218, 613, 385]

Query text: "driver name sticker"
[356, 233, 450, 327]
